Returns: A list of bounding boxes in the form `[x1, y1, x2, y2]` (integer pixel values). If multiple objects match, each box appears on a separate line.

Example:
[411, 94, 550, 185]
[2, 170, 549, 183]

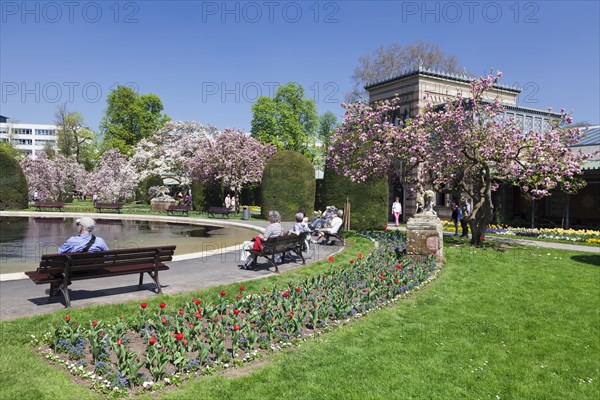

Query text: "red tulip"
[283, 291, 290, 297]
[65, 315, 70, 322]
[92, 320, 97, 327]
[196, 312, 202, 318]
[349, 259, 355, 264]
[219, 291, 226, 297]
[357, 253, 363, 259]
[159, 302, 166, 309]
[239, 285, 245, 291]
[288, 312, 294, 318]
[328, 256, 335, 263]
[193, 298, 201, 306]
[175, 333, 184, 341]
[149, 337, 157, 345]
[140, 302, 148, 309]
[236, 293, 242, 299]
[394, 279, 399, 284]
[296, 287, 301, 293]
[233, 324, 241, 331]
[117, 338, 123, 345]
[179, 309, 184, 316]
[396, 264, 403, 270]
[161, 317, 167, 324]
[233, 309, 240, 315]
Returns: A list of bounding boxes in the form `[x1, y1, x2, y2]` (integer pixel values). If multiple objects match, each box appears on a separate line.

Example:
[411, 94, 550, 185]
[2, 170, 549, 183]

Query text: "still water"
[0, 217, 253, 274]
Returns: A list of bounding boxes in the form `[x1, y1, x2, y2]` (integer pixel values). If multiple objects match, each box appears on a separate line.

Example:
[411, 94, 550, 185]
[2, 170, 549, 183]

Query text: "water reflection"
[0, 217, 252, 274]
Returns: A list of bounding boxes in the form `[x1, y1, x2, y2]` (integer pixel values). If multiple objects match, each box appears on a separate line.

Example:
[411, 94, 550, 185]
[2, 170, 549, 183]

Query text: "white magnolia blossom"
[130, 120, 216, 185]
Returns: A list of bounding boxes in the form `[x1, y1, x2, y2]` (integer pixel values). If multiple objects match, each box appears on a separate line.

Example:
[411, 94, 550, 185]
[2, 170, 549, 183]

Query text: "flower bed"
[33, 231, 436, 397]
[441, 221, 600, 243]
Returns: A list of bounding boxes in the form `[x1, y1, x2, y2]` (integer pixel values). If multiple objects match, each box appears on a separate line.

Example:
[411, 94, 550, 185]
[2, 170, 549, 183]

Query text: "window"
[35, 129, 56, 136]
[13, 139, 33, 145]
[12, 128, 32, 135]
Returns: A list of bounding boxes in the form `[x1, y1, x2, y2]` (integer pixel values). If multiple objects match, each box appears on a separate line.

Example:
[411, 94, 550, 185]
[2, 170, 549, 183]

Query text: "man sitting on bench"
[316, 209, 343, 245]
[58, 217, 109, 253]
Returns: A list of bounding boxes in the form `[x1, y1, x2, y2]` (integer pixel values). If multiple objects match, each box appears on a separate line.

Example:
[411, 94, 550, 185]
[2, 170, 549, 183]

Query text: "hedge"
[191, 180, 223, 212]
[261, 151, 315, 221]
[321, 167, 388, 230]
[0, 148, 28, 210]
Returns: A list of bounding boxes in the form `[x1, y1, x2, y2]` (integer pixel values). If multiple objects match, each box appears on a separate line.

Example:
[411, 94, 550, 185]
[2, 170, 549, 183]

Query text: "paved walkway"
[0, 212, 342, 321]
[1, 213, 597, 320]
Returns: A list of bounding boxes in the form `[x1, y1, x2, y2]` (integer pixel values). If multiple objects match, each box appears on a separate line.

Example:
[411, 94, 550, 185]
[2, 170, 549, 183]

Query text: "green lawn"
[1, 237, 598, 399]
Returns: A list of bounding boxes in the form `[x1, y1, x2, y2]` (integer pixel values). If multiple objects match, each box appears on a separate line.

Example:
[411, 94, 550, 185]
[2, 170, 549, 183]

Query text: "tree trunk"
[468, 178, 494, 245]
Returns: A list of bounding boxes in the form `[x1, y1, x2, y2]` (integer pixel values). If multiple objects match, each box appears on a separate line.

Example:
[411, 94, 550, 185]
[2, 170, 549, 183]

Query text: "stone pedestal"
[150, 198, 177, 211]
[406, 214, 444, 261]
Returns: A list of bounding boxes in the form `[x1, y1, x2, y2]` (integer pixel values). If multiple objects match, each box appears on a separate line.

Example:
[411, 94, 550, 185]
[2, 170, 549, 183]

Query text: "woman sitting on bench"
[240, 210, 282, 266]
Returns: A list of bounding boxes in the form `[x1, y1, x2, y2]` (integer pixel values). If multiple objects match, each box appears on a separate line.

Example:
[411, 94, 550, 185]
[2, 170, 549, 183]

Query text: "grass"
[1, 237, 599, 399]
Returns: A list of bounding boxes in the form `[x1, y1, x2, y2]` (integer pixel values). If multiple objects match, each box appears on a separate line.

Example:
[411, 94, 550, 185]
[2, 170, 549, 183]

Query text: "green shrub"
[261, 151, 315, 221]
[0, 148, 28, 210]
[321, 167, 388, 230]
[136, 174, 164, 204]
[191, 180, 223, 212]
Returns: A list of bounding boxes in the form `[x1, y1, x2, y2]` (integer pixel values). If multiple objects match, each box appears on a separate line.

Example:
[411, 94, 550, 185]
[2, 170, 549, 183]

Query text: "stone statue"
[423, 190, 436, 215]
[415, 192, 425, 214]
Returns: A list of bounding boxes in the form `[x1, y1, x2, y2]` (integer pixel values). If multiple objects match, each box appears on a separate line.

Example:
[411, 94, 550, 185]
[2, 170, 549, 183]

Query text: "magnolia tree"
[86, 149, 140, 202]
[130, 120, 216, 185]
[330, 72, 593, 245]
[20, 152, 87, 201]
[190, 129, 277, 209]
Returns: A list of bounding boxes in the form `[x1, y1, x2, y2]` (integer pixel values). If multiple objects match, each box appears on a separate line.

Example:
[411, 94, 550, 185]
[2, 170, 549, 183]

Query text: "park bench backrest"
[261, 233, 306, 254]
[35, 201, 64, 206]
[38, 246, 176, 275]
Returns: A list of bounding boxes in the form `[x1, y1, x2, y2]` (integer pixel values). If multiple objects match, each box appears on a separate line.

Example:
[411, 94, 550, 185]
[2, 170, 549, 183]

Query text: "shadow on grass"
[571, 254, 600, 267]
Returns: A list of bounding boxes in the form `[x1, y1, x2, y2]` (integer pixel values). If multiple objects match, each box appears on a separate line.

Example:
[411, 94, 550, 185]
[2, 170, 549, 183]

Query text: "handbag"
[252, 236, 263, 251]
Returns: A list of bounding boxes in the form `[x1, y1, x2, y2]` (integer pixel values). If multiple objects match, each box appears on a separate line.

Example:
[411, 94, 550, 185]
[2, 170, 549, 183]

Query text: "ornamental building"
[365, 68, 599, 228]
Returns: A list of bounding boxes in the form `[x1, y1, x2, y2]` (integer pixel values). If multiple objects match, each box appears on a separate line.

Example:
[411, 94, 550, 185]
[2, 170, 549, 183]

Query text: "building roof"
[573, 126, 600, 147]
[364, 66, 521, 93]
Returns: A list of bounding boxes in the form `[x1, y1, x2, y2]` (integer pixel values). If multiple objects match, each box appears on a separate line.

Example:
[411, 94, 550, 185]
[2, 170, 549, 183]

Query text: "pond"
[0, 217, 253, 274]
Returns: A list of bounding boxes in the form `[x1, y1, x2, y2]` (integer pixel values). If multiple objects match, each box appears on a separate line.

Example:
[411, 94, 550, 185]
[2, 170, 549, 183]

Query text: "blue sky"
[1, 0, 599, 132]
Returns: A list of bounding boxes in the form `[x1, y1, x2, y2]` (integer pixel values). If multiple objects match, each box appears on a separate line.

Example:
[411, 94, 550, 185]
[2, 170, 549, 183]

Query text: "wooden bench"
[323, 228, 345, 245]
[208, 207, 235, 218]
[166, 205, 191, 216]
[25, 246, 176, 308]
[94, 202, 123, 213]
[244, 233, 307, 273]
[34, 201, 65, 211]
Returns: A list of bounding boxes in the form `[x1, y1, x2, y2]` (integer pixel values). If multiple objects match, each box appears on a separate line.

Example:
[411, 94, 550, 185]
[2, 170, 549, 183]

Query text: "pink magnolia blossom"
[20, 153, 87, 201]
[190, 128, 276, 200]
[330, 74, 594, 245]
[86, 149, 139, 201]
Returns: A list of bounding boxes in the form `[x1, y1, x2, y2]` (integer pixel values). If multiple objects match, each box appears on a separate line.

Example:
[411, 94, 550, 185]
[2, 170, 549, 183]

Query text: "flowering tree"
[190, 129, 276, 209]
[86, 149, 140, 202]
[130, 121, 215, 184]
[20, 152, 87, 201]
[330, 72, 593, 245]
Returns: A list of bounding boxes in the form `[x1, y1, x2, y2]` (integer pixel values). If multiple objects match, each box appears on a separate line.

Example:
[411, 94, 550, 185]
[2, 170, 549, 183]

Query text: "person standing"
[224, 194, 231, 209]
[460, 198, 471, 238]
[451, 203, 461, 236]
[392, 197, 403, 226]
[230, 194, 236, 211]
